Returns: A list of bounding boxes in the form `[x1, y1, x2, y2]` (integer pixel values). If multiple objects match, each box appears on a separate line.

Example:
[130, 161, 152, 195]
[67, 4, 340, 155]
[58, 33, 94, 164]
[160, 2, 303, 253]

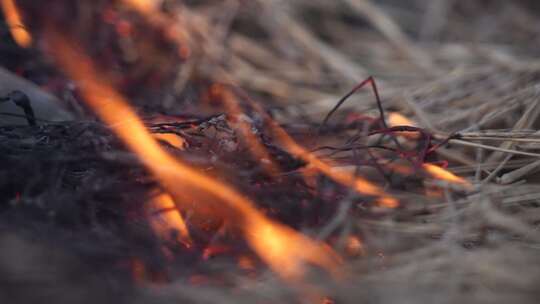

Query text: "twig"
[498, 160, 540, 184]
[448, 139, 540, 158]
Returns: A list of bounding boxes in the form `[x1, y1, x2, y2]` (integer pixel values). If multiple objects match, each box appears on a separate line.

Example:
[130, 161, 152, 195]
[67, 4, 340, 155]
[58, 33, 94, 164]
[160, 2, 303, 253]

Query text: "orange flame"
[153, 133, 186, 149]
[423, 164, 471, 187]
[386, 114, 470, 187]
[1, 0, 32, 48]
[146, 193, 191, 245]
[387, 112, 415, 127]
[46, 30, 339, 280]
[387, 112, 419, 139]
[121, 0, 160, 14]
[247, 100, 398, 208]
[115, 0, 393, 206]
[237, 255, 256, 271]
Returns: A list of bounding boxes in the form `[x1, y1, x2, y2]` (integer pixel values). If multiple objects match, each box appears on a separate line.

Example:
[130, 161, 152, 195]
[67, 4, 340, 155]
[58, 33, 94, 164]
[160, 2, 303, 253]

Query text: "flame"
[244, 216, 340, 278]
[1, 0, 32, 48]
[153, 133, 186, 149]
[387, 112, 415, 127]
[46, 30, 339, 280]
[387, 112, 419, 139]
[117, 0, 394, 205]
[247, 100, 398, 208]
[121, 0, 160, 14]
[275, 129, 399, 207]
[147, 193, 191, 245]
[423, 163, 471, 187]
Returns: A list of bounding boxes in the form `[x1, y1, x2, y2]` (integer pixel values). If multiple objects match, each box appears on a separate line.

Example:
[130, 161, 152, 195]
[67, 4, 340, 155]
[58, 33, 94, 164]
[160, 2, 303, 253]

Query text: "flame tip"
[1, 0, 32, 48]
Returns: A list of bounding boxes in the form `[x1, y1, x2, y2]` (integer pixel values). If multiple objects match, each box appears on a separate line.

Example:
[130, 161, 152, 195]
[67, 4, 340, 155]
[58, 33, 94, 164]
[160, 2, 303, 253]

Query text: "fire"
[121, 0, 160, 14]
[247, 100, 398, 208]
[423, 163, 471, 187]
[386, 113, 470, 186]
[46, 30, 339, 280]
[387, 112, 415, 127]
[244, 216, 340, 278]
[1, 0, 32, 48]
[111, 3, 394, 204]
[153, 133, 186, 149]
[146, 193, 191, 245]
[387, 112, 419, 139]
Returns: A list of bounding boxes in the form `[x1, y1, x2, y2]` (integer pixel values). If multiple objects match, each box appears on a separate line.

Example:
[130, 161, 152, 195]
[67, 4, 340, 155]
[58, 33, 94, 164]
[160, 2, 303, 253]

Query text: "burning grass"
[2, 0, 540, 303]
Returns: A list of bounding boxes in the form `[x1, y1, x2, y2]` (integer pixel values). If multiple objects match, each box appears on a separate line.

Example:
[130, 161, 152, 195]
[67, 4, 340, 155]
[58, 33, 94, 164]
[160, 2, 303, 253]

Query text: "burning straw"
[2, 1, 540, 304]
[44, 28, 340, 281]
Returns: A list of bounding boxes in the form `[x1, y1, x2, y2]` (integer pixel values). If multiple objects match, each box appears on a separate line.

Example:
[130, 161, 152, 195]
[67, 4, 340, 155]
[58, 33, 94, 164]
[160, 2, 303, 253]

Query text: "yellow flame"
[387, 112, 415, 127]
[147, 193, 191, 244]
[1, 0, 32, 48]
[46, 30, 339, 280]
[387, 112, 419, 139]
[121, 0, 160, 14]
[423, 164, 471, 187]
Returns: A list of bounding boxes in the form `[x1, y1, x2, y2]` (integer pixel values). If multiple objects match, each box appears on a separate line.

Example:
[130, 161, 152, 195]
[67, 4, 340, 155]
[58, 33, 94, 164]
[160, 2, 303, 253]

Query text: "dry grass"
[160, 1, 540, 303]
[3, 0, 540, 303]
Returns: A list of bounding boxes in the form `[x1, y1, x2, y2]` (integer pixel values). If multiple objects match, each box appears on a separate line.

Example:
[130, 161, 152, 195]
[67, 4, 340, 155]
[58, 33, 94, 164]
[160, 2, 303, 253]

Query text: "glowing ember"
[237, 255, 256, 271]
[46, 30, 339, 280]
[1, 0, 32, 48]
[321, 297, 335, 304]
[345, 235, 364, 257]
[153, 133, 186, 150]
[202, 244, 231, 260]
[423, 163, 471, 187]
[146, 193, 191, 245]
[130, 258, 147, 284]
